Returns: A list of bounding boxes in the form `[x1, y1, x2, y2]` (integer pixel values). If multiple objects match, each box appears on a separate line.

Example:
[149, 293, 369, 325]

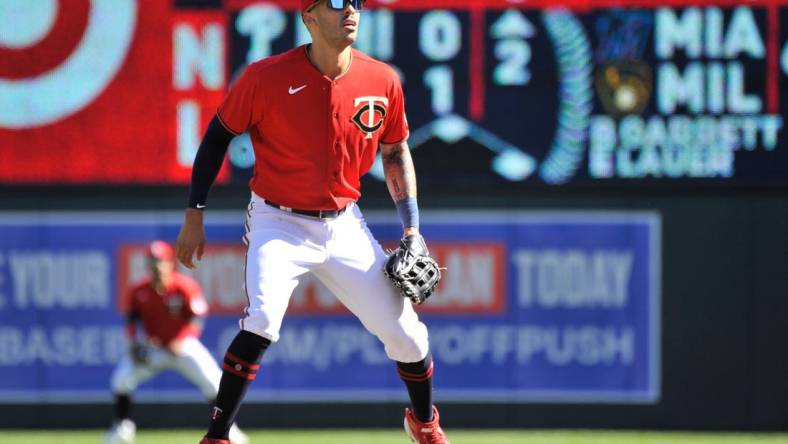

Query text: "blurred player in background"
[105, 241, 248, 444]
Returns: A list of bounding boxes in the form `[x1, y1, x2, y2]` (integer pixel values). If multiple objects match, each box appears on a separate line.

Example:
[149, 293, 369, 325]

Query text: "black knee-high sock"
[397, 353, 434, 422]
[206, 330, 271, 439]
[114, 394, 131, 421]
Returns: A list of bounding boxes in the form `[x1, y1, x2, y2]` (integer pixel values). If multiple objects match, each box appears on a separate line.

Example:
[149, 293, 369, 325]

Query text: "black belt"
[264, 200, 347, 219]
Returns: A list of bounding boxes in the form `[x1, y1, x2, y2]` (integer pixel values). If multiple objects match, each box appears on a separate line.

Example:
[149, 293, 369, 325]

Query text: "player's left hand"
[384, 234, 442, 305]
[176, 208, 206, 269]
[130, 342, 150, 364]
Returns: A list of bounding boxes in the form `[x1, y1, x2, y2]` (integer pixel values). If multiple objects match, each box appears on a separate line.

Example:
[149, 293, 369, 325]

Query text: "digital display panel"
[1, 0, 786, 187]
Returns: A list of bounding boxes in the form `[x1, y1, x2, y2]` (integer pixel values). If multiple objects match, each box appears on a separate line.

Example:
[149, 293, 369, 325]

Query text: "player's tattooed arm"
[380, 141, 420, 234]
[380, 140, 417, 201]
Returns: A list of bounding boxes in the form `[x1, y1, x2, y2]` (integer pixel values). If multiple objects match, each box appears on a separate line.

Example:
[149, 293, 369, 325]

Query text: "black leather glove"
[130, 342, 150, 365]
[383, 234, 442, 305]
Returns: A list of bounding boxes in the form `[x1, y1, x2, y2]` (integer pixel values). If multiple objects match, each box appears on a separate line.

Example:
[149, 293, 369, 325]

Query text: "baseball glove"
[384, 234, 442, 305]
[130, 342, 150, 365]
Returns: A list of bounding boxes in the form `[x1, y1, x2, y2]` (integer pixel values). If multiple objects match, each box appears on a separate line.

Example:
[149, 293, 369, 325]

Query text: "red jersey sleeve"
[380, 75, 410, 145]
[217, 63, 265, 135]
[123, 287, 137, 316]
[177, 274, 208, 317]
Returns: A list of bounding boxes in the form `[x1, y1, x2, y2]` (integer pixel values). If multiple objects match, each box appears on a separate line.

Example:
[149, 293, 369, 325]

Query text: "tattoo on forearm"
[382, 143, 417, 201]
[382, 145, 404, 166]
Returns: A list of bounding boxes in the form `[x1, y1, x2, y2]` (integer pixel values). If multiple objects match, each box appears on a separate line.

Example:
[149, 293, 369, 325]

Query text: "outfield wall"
[0, 189, 785, 430]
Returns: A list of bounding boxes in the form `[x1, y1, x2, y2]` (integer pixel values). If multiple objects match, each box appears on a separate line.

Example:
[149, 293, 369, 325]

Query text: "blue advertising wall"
[0, 210, 660, 404]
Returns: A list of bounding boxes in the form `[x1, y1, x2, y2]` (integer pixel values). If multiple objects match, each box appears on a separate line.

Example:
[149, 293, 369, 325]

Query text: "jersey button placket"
[326, 84, 338, 199]
[333, 140, 341, 183]
[327, 83, 342, 190]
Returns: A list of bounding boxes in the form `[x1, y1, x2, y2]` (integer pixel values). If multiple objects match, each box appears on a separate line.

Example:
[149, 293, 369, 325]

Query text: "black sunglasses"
[313, 0, 365, 11]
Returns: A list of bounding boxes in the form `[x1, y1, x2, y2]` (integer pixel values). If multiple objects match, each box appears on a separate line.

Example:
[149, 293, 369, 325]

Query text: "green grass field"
[3, 430, 788, 444]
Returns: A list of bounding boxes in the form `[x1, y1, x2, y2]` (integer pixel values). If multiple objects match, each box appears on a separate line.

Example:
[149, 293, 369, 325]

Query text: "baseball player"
[176, 0, 449, 443]
[105, 241, 248, 444]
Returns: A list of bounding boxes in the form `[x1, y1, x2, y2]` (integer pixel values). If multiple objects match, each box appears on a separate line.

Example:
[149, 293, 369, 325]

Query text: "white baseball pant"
[110, 336, 221, 398]
[239, 192, 430, 363]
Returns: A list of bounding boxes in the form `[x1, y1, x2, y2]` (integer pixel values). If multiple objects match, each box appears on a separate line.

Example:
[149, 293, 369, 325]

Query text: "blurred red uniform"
[106, 241, 247, 444]
[125, 271, 206, 348]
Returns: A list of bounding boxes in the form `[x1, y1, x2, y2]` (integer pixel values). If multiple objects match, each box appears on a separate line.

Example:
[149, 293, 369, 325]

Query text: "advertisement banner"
[0, 210, 660, 403]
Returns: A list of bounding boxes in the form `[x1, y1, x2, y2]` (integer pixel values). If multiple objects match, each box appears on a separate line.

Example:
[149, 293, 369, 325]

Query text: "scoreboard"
[1, 0, 787, 188]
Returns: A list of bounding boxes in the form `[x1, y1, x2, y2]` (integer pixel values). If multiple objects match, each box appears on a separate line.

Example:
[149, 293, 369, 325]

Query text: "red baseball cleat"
[404, 406, 450, 444]
[199, 437, 230, 444]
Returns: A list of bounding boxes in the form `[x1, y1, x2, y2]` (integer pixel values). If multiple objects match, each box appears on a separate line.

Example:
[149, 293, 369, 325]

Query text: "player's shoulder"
[129, 278, 153, 295]
[172, 272, 203, 296]
[352, 49, 401, 81]
[173, 271, 200, 288]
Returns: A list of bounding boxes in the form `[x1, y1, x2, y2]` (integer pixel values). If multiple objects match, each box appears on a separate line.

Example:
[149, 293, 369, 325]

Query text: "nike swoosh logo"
[289, 85, 307, 95]
[196, 204, 207, 209]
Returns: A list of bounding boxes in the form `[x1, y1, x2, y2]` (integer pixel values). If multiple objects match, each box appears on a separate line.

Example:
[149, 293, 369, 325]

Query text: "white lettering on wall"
[216, 323, 638, 369]
[513, 249, 633, 309]
[0, 326, 126, 365]
[438, 251, 495, 306]
[173, 23, 225, 90]
[656, 7, 763, 59]
[9, 251, 110, 309]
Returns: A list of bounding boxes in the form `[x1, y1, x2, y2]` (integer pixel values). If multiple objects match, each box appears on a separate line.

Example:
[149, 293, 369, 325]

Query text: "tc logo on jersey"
[352, 96, 388, 139]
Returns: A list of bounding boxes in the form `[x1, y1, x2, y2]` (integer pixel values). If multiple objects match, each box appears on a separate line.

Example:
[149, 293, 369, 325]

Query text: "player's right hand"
[176, 208, 206, 269]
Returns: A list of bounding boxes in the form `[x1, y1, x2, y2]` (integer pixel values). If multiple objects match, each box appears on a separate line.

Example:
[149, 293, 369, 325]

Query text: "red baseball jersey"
[217, 45, 409, 211]
[125, 272, 208, 346]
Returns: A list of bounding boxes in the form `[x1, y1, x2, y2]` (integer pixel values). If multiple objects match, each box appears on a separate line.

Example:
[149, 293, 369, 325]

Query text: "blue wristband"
[395, 197, 419, 229]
